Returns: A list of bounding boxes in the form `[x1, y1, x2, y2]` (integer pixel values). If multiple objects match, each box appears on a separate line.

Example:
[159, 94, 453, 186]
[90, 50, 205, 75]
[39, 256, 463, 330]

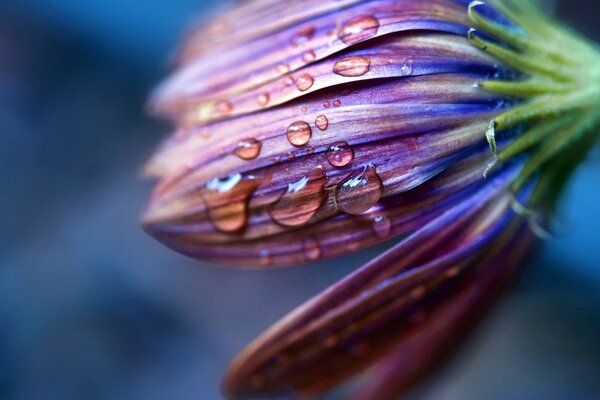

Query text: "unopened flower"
[142, 0, 600, 398]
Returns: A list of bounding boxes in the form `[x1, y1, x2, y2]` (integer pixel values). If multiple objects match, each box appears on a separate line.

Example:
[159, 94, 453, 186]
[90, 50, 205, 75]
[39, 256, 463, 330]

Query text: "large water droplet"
[269, 167, 327, 227]
[204, 173, 259, 232]
[315, 114, 329, 131]
[234, 138, 262, 160]
[287, 121, 312, 146]
[335, 165, 383, 215]
[333, 56, 371, 77]
[327, 141, 353, 167]
[338, 15, 380, 45]
[295, 73, 314, 91]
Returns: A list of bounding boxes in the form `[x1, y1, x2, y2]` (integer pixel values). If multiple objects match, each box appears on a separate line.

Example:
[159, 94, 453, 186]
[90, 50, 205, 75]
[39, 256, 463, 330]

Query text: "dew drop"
[295, 73, 314, 91]
[335, 165, 383, 215]
[400, 58, 414, 76]
[286, 121, 312, 146]
[256, 93, 270, 107]
[291, 25, 316, 47]
[302, 50, 317, 63]
[326, 141, 353, 167]
[204, 173, 259, 232]
[269, 167, 327, 227]
[338, 15, 380, 45]
[284, 76, 295, 87]
[315, 114, 329, 131]
[234, 138, 262, 160]
[303, 236, 322, 261]
[217, 101, 233, 114]
[333, 100, 341, 107]
[323, 101, 331, 108]
[373, 215, 392, 238]
[276, 63, 290, 74]
[333, 56, 371, 77]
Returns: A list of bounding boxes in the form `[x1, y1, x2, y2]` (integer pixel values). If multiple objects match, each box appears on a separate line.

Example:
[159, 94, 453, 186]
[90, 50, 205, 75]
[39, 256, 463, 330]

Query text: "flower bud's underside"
[142, 0, 600, 398]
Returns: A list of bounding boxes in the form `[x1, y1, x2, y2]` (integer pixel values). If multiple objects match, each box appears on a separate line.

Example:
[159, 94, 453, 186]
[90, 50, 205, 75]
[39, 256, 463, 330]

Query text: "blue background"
[0, 1, 599, 399]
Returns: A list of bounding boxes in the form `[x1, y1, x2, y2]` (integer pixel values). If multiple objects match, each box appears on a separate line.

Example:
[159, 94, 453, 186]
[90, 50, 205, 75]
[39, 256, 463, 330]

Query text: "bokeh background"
[1, 1, 599, 399]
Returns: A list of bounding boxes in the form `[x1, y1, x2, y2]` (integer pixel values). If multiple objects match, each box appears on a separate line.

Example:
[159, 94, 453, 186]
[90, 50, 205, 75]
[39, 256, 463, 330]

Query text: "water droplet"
[326, 141, 353, 167]
[315, 115, 329, 131]
[287, 152, 296, 159]
[276, 63, 290, 74]
[256, 93, 270, 106]
[400, 58, 414, 76]
[287, 121, 312, 146]
[292, 26, 316, 47]
[284, 76, 295, 86]
[303, 237, 322, 261]
[373, 215, 392, 237]
[300, 106, 308, 113]
[217, 101, 233, 114]
[446, 267, 461, 278]
[269, 167, 327, 227]
[333, 56, 371, 77]
[302, 50, 317, 63]
[323, 101, 331, 108]
[335, 165, 383, 215]
[295, 73, 314, 91]
[410, 285, 426, 300]
[333, 100, 341, 107]
[338, 15, 380, 45]
[204, 174, 259, 232]
[234, 138, 262, 160]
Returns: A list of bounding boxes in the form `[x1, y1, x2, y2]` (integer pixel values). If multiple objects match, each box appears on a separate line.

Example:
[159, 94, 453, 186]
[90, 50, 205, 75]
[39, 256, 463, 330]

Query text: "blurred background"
[0, 1, 599, 399]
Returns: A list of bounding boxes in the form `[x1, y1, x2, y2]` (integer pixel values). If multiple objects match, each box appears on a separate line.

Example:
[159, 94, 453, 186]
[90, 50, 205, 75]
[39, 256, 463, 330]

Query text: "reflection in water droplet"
[338, 15, 380, 45]
[269, 167, 327, 227]
[287, 121, 312, 146]
[315, 114, 329, 131]
[295, 73, 314, 91]
[303, 237, 322, 261]
[336, 165, 383, 215]
[235, 138, 262, 160]
[327, 141, 353, 167]
[256, 93, 270, 106]
[373, 215, 392, 238]
[333, 56, 371, 77]
[204, 174, 259, 232]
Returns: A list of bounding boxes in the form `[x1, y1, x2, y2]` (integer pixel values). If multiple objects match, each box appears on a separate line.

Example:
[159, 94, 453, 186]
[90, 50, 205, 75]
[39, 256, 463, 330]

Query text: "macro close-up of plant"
[141, 0, 600, 398]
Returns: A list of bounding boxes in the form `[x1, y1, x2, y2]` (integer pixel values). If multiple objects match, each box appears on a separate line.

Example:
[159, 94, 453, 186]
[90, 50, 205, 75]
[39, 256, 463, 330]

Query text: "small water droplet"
[287, 121, 312, 146]
[373, 215, 392, 237]
[303, 237, 322, 261]
[315, 114, 329, 131]
[291, 25, 316, 47]
[204, 174, 259, 232]
[217, 101, 233, 114]
[234, 138, 262, 160]
[300, 106, 308, 113]
[302, 50, 317, 63]
[333, 99, 341, 107]
[333, 56, 371, 77]
[269, 168, 327, 227]
[287, 152, 296, 159]
[323, 101, 331, 108]
[256, 93, 270, 106]
[326, 141, 353, 167]
[400, 58, 414, 76]
[338, 15, 380, 45]
[276, 63, 290, 74]
[295, 73, 314, 91]
[284, 76, 295, 86]
[335, 165, 383, 215]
